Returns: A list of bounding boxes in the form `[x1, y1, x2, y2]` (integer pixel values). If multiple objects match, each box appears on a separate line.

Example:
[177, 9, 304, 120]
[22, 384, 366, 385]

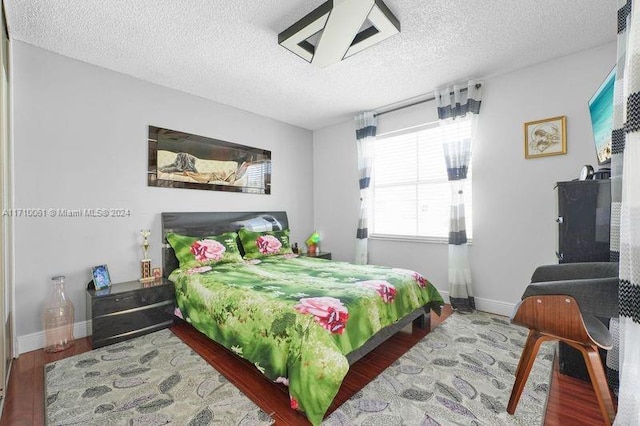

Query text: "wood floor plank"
[0, 305, 610, 425]
[544, 354, 610, 425]
[2, 351, 34, 426]
[31, 349, 44, 426]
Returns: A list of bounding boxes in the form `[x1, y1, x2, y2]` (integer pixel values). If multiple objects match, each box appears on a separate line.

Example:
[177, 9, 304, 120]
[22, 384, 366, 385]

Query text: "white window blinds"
[371, 120, 473, 239]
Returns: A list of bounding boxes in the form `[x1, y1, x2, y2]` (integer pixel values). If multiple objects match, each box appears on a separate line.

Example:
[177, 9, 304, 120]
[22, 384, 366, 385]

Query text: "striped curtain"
[613, 0, 640, 423]
[435, 81, 482, 313]
[354, 112, 377, 265]
[606, 0, 631, 398]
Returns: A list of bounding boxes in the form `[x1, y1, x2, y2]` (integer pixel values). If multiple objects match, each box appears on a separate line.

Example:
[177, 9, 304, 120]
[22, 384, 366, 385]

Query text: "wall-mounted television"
[588, 66, 615, 165]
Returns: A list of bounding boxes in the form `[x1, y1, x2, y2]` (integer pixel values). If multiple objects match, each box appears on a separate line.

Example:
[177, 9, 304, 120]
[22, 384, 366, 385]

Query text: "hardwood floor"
[0, 305, 610, 425]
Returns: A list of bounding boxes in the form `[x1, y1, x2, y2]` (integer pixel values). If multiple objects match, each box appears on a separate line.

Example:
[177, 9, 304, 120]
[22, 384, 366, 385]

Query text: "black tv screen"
[588, 66, 615, 165]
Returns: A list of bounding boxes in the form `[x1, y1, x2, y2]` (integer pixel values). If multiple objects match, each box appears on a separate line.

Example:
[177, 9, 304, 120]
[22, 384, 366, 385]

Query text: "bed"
[162, 211, 444, 425]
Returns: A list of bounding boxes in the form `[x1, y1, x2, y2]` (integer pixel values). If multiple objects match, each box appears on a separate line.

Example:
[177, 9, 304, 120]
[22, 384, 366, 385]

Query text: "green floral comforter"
[169, 254, 444, 425]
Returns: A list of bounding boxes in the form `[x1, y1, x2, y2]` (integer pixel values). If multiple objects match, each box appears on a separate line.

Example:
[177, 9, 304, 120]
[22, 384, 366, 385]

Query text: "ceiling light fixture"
[278, 0, 400, 68]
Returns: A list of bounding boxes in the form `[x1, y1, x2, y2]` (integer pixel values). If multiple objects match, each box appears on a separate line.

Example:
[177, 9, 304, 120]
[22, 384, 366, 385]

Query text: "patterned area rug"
[324, 311, 555, 425]
[45, 329, 273, 425]
[45, 312, 554, 425]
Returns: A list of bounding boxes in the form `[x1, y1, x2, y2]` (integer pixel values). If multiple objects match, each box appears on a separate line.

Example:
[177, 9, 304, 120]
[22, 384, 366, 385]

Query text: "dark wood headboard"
[161, 211, 289, 278]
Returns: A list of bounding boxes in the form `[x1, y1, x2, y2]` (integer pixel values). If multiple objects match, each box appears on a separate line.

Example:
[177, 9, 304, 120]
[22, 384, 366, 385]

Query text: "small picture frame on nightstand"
[153, 267, 161, 280]
[91, 264, 112, 290]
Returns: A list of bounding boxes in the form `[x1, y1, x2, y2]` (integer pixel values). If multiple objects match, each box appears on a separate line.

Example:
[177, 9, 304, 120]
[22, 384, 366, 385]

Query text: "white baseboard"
[438, 291, 515, 317]
[17, 320, 91, 355]
[474, 298, 515, 317]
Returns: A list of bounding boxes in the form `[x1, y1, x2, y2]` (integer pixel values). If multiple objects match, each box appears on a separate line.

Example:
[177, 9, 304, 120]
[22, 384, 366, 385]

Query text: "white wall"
[313, 42, 617, 315]
[12, 42, 314, 352]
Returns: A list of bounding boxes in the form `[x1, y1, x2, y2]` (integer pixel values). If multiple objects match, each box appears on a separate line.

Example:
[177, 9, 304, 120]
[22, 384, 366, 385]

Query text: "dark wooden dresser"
[556, 180, 611, 263]
[556, 179, 612, 380]
[86, 279, 175, 349]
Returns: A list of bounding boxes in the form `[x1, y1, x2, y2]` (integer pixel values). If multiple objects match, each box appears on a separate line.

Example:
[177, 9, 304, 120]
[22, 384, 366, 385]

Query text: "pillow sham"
[166, 231, 243, 269]
[238, 228, 293, 259]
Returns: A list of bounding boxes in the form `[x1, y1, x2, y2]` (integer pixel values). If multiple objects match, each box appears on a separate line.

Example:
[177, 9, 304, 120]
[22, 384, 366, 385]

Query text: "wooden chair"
[506, 262, 618, 426]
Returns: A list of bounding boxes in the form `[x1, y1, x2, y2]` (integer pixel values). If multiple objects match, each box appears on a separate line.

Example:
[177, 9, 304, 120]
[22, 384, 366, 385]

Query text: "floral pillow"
[166, 232, 244, 269]
[238, 228, 293, 259]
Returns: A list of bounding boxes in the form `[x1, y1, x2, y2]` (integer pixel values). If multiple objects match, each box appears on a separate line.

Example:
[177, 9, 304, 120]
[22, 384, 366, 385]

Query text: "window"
[371, 120, 473, 240]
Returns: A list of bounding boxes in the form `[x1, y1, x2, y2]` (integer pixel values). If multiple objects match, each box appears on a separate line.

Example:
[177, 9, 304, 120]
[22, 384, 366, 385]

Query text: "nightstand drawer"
[92, 300, 174, 342]
[91, 285, 174, 318]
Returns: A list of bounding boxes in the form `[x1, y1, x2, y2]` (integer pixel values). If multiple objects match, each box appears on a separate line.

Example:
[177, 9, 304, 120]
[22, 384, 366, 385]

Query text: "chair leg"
[575, 344, 616, 426]
[507, 330, 549, 415]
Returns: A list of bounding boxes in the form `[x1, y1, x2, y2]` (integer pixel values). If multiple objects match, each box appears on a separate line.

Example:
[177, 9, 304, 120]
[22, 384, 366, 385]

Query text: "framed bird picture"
[524, 116, 567, 159]
[147, 126, 272, 194]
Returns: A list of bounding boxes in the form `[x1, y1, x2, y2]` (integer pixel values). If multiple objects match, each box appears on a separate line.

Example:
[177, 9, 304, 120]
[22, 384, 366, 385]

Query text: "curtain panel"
[606, 0, 632, 398]
[435, 81, 482, 313]
[354, 112, 377, 265]
[613, 0, 640, 423]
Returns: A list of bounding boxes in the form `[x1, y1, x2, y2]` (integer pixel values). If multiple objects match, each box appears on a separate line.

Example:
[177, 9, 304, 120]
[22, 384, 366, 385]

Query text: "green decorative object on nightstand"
[305, 231, 320, 255]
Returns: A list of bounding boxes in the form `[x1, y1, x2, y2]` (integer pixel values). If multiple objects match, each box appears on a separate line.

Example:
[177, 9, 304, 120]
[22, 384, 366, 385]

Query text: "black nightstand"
[86, 279, 175, 349]
[299, 252, 332, 260]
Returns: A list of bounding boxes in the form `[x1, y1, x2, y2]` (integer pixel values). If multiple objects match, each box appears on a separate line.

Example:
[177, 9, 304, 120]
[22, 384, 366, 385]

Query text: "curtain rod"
[374, 83, 482, 118]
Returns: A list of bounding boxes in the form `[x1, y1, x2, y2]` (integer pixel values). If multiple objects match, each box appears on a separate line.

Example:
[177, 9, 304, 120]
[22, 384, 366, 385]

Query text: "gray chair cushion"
[530, 262, 618, 283]
[525, 262, 619, 319]
[583, 314, 612, 349]
[522, 277, 619, 319]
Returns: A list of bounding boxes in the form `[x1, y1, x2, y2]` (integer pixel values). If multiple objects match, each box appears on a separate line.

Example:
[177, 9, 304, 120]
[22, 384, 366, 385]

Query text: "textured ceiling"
[4, 0, 617, 130]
